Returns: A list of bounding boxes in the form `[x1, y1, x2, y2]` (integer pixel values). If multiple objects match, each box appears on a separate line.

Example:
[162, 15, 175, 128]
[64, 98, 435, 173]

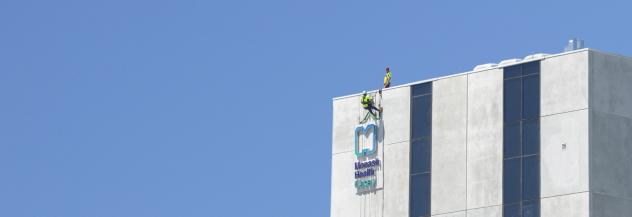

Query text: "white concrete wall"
[431, 75, 468, 215]
[330, 151, 384, 217]
[541, 192, 589, 217]
[331, 49, 632, 217]
[540, 110, 589, 197]
[432, 211, 465, 217]
[539, 51, 591, 217]
[466, 205, 502, 217]
[541, 51, 589, 116]
[333, 95, 362, 154]
[383, 141, 409, 217]
[331, 86, 411, 217]
[588, 50, 632, 217]
[466, 68, 504, 210]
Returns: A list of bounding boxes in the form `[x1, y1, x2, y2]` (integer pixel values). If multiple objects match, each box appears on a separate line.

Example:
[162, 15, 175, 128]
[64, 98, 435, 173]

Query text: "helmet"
[362, 91, 367, 95]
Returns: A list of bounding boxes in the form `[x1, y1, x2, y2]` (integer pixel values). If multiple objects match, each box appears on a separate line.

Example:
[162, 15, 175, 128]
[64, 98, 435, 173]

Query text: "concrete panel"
[541, 193, 589, 217]
[431, 75, 467, 215]
[432, 211, 465, 217]
[333, 95, 363, 154]
[381, 87, 411, 146]
[589, 51, 632, 119]
[591, 192, 632, 217]
[589, 111, 632, 199]
[330, 151, 384, 217]
[383, 141, 409, 217]
[466, 205, 501, 217]
[541, 51, 589, 116]
[466, 68, 503, 209]
[541, 110, 589, 198]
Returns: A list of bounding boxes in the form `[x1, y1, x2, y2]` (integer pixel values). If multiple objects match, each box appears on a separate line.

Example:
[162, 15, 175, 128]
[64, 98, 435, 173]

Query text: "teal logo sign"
[354, 124, 378, 158]
[353, 124, 380, 192]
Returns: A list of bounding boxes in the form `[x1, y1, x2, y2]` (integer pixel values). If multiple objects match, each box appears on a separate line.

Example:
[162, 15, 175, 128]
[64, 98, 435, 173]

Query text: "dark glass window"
[503, 158, 521, 204]
[503, 61, 540, 217]
[504, 65, 522, 79]
[411, 139, 431, 174]
[522, 61, 540, 76]
[412, 82, 432, 96]
[504, 78, 522, 123]
[504, 123, 521, 158]
[412, 95, 432, 139]
[522, 156, 540, 201]
[503, 203, 521, 217]
[410, 82, 432, 217]
[522, 120, 540, 155]
[410, 174, 430, 217]
[522, 75, 540, 120]
[522, 200, 540, 217]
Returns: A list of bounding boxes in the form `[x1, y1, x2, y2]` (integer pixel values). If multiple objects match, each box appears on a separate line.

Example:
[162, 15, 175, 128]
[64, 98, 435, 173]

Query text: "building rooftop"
[333, 48, 632, 101]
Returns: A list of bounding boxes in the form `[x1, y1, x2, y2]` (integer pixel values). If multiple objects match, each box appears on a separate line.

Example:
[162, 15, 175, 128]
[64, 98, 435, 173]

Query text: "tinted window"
[522, 120, 540, 155]
[504, 123, 521, 158]
[504, 78, 522, 123]
[522, 75, 540, 120]
[410, 174, 430, 217]
[412, 95, 432, 139]
[503, 61, 540, 217]
[411, 139, 431, 174]
[412, 82, 432, 96]
[503, 158, 521, 204]
[503, 203, 521, 217]
[522, 156, 540, 201]
[504, 65, 522, 79]
[522, 61, 540, 76]
[522, 200, 540, 217]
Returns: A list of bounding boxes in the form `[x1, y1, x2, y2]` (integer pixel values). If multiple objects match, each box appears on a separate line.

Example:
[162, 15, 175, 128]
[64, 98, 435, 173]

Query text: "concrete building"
[331, 49, 632, 217]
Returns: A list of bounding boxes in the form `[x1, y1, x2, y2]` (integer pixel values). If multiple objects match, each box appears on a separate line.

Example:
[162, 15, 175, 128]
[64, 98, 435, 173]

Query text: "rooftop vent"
[564, 38, 585, 51]
[473, 63, 497, 71]
[524, 53, 550, 60]
[498, 58, 522, 66]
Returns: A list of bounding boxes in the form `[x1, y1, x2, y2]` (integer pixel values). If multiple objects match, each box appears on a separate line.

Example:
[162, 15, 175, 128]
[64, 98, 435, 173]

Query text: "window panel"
[522, 200, 540, 217]
[412, 82, 432, 97]
[504, 123, 521, 158]
[411, 139, 431, 174]
[503, 203, 521, 217]
[522, 75, 540, 120]
[504, 78, 522, 123]
[503, 158, 521, 204]
[412, 95, 432, 139]
[522, 120, 540, 155]
[410, 174, 430, 217]
[522, 156, 540, 201]
[504, 65, 522, 79]
[522, 61, 540, 76]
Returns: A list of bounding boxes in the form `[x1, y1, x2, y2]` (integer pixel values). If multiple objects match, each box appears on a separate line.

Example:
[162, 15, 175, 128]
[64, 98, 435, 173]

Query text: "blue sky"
[1, 0, 632, 216]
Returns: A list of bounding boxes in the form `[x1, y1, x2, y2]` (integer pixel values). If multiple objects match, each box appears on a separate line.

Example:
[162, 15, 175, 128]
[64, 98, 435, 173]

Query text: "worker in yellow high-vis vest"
[361, 91, 381, 117]
[383, 67, 392, 88]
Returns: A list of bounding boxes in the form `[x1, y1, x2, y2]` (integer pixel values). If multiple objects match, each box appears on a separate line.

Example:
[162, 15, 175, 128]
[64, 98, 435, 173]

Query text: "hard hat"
[362, 91, 367, 95]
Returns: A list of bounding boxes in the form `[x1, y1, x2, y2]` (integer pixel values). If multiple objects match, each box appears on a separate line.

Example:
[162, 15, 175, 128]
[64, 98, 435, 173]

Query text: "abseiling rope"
[359, 92, 382, 124]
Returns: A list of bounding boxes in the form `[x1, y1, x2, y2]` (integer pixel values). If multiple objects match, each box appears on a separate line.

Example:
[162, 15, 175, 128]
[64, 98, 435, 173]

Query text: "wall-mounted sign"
[353, 124, 380, 192]
[354, 124, 378, 157]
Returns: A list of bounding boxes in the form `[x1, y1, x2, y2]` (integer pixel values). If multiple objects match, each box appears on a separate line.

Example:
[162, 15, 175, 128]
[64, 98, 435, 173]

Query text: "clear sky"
[1, 0, 632, 216]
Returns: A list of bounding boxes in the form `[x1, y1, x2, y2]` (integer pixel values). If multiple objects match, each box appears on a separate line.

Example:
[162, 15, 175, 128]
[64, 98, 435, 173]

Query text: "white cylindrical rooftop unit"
[524, 53, 550, 60]
[473, 63, 497, 71]
[498, 58, 522, 66]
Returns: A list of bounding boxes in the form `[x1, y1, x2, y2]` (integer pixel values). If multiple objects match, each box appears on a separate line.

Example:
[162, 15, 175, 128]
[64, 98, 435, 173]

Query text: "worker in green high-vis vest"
[383, 66, 392, 88]
[361, 91, 381, 117]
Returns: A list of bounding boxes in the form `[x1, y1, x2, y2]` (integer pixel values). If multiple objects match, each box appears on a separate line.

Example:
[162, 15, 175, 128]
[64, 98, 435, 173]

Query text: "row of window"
[408, 61, 541, 217]
[503, 61, 541, 217]
[410, 82, 432, 217]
